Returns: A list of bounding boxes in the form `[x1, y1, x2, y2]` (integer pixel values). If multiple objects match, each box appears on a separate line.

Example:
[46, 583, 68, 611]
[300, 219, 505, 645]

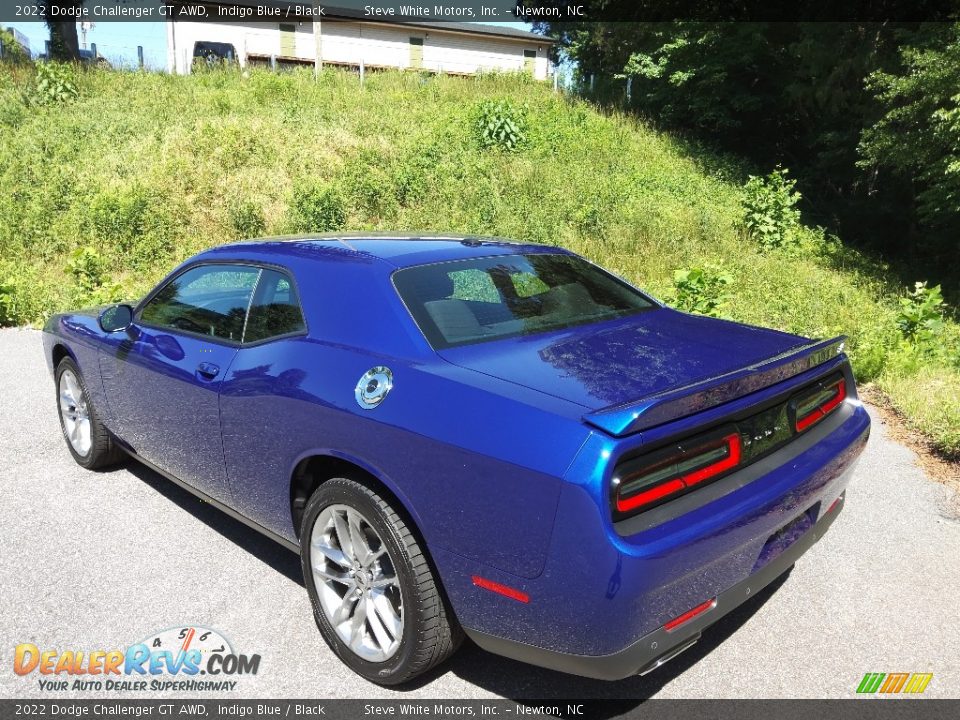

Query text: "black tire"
[55, 357, 126, 470]
[300, 477, 461, 685]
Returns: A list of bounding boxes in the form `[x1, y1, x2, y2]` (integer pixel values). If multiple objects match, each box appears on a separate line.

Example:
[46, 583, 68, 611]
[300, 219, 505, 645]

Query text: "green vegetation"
[672, 266, 731, 318]
[288, 182, 347, 233]
[473, 99, 528, 152]
[228, 199, 267, 240]
[552, 20, 960, 290]
[29, 62, 79, 105]
[0, 64, 957, 456]
[859, 26, 960, 245]
[741, 168, 801, 251]
[0, 28, 31, 65]
[896, 282, 946, 347]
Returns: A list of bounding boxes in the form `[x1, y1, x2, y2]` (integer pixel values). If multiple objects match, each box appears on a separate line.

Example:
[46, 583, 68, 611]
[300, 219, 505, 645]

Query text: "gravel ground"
[1, 327, 958, 700]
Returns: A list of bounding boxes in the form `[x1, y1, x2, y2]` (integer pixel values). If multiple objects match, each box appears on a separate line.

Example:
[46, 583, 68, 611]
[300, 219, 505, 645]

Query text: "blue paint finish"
[99, 325, 239, 503]
[42, 234, 872, 671]
[43, 311, 112, 421]
[219, 335, 587, 578]
[439, 308, 808, 410]
[439, 403, 870, 655]
[582, 335, 846, 436]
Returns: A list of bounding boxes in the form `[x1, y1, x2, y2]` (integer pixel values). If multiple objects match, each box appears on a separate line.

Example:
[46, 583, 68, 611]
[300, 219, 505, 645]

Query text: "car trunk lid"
[437, 308, 844, 435]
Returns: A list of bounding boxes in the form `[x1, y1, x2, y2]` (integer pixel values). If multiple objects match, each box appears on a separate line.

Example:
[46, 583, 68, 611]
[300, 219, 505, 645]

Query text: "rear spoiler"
[582, 336, 847, 437]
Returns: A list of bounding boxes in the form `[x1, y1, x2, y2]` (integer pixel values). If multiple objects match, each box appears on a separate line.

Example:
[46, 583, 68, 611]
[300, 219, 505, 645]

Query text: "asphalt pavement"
[1, 327, 958, 700]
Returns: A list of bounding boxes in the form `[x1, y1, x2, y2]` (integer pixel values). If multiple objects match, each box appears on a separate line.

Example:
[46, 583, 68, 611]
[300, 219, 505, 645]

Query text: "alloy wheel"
[59, 369, 92, 457]
[309, 503, 404, 662]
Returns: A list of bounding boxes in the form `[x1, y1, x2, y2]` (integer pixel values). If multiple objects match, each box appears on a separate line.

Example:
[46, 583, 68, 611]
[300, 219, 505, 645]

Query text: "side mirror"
[98, 304, 134, 333]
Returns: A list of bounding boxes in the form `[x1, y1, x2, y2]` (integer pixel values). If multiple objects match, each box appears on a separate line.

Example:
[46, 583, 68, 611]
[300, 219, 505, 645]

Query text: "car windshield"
[393, 253, 656, 349]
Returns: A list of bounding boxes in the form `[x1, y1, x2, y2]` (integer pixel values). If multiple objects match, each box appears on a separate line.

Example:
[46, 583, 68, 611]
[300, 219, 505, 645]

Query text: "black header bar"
[1, 0, 957, 24]
[0, 700, 956, 720]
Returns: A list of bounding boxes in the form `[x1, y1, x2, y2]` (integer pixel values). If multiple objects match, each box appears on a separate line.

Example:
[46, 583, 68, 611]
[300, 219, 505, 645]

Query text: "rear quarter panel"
[218, 336, 592, 579]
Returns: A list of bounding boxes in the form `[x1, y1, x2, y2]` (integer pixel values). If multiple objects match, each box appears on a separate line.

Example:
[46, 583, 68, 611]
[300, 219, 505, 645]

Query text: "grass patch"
[877, 367, 960, 460]
[1, 63, 958, 457]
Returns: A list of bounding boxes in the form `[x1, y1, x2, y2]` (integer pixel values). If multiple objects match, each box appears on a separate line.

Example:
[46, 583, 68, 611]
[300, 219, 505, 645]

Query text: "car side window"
[243, 269, 306, 343]
[139, 264, 260, 342]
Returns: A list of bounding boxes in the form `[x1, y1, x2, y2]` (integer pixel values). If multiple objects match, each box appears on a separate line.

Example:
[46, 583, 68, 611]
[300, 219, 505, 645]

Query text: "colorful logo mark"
[12, 625, 261, 692]
[857, 672, 933, 695]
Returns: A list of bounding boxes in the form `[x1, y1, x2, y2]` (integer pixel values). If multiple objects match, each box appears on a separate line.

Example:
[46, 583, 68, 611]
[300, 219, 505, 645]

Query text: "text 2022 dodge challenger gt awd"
[43, 234, 870, 684]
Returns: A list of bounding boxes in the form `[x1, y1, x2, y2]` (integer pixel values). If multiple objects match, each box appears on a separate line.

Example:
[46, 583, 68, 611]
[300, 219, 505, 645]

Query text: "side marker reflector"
[471, 575, 530, 604]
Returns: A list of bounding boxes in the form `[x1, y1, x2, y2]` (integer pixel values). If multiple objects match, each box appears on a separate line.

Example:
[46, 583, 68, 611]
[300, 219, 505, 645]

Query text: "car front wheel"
[55, 357, 125, 470]
[300, 477, 461, 685]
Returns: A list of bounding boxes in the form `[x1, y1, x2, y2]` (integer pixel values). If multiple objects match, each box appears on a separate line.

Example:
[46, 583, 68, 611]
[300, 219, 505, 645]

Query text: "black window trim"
[389, 251, 662, 351]
[134, 260, 309, 348]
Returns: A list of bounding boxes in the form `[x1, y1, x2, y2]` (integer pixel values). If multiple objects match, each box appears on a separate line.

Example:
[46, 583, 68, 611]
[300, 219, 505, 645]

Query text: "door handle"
[196, 362, 220, 380]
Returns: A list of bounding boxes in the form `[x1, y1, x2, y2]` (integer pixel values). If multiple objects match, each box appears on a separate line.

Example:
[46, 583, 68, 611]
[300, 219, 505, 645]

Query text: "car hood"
[437, 308, 809, 411]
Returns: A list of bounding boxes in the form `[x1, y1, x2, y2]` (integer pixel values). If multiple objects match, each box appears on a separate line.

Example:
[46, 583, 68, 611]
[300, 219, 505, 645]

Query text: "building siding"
[169, 19, 551, 79]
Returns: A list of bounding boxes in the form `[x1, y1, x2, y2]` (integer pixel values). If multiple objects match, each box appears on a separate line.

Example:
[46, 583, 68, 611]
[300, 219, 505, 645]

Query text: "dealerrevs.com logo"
[13, 625, 261, 692]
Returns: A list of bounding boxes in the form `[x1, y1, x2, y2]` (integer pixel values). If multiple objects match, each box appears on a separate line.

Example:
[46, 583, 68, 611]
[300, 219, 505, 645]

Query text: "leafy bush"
[741, 167, 801, 250]
[896, 282, 945, 347]
[288, 182, 346, 233]
[474, 100, 527, 151]
[66, 247, 107, 292]
[228, 200, 266, 239]
[30, 62, 78, 105]
[65, 247, 128, 307]
[672, 266, 732, 317]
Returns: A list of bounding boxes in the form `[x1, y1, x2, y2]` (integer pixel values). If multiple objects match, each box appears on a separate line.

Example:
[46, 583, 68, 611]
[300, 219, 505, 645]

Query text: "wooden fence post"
[359, 58, 364, 86]
[270, 54, 276, 71]
[626, 76, 632, 104]
[137, 45, 144, 69]
[589, 73, 595, 92]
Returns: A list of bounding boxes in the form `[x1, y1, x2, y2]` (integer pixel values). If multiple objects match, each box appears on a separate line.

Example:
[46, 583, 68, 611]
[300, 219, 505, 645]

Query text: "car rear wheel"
[301, 477, 461, 685]
[56, 357, 125, 470]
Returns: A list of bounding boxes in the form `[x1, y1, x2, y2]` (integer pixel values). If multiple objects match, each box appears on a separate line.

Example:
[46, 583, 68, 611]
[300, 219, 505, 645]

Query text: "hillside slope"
[0, 64, 957, 456]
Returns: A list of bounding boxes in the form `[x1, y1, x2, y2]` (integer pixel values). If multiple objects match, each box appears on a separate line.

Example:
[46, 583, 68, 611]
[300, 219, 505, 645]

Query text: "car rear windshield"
[393, 253, 656, 349]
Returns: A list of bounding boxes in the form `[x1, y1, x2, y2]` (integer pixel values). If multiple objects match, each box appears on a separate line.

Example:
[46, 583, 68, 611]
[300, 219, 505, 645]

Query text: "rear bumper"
[466, 489, 846, 680]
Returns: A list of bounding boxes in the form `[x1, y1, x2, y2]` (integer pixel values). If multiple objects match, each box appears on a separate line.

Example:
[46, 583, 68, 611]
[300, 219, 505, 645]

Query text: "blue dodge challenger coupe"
[44, 234, 870, 684]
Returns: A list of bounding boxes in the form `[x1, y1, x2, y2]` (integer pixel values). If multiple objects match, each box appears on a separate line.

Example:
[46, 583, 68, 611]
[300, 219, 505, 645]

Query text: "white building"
[166, 2, 555, 79]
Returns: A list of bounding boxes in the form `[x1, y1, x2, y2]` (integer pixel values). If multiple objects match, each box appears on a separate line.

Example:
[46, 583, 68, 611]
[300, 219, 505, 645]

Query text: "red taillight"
[471, 575, 530, 603]
[794, 378, 846, 432]
[664, 597, 717, 632]
[615, 431, 742, 514]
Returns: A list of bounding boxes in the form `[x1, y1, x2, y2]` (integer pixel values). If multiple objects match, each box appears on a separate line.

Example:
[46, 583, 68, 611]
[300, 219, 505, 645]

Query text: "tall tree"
[40, 1, 82, 61]
[534, 13, 955, 277]
[859, 23, 960, 260]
